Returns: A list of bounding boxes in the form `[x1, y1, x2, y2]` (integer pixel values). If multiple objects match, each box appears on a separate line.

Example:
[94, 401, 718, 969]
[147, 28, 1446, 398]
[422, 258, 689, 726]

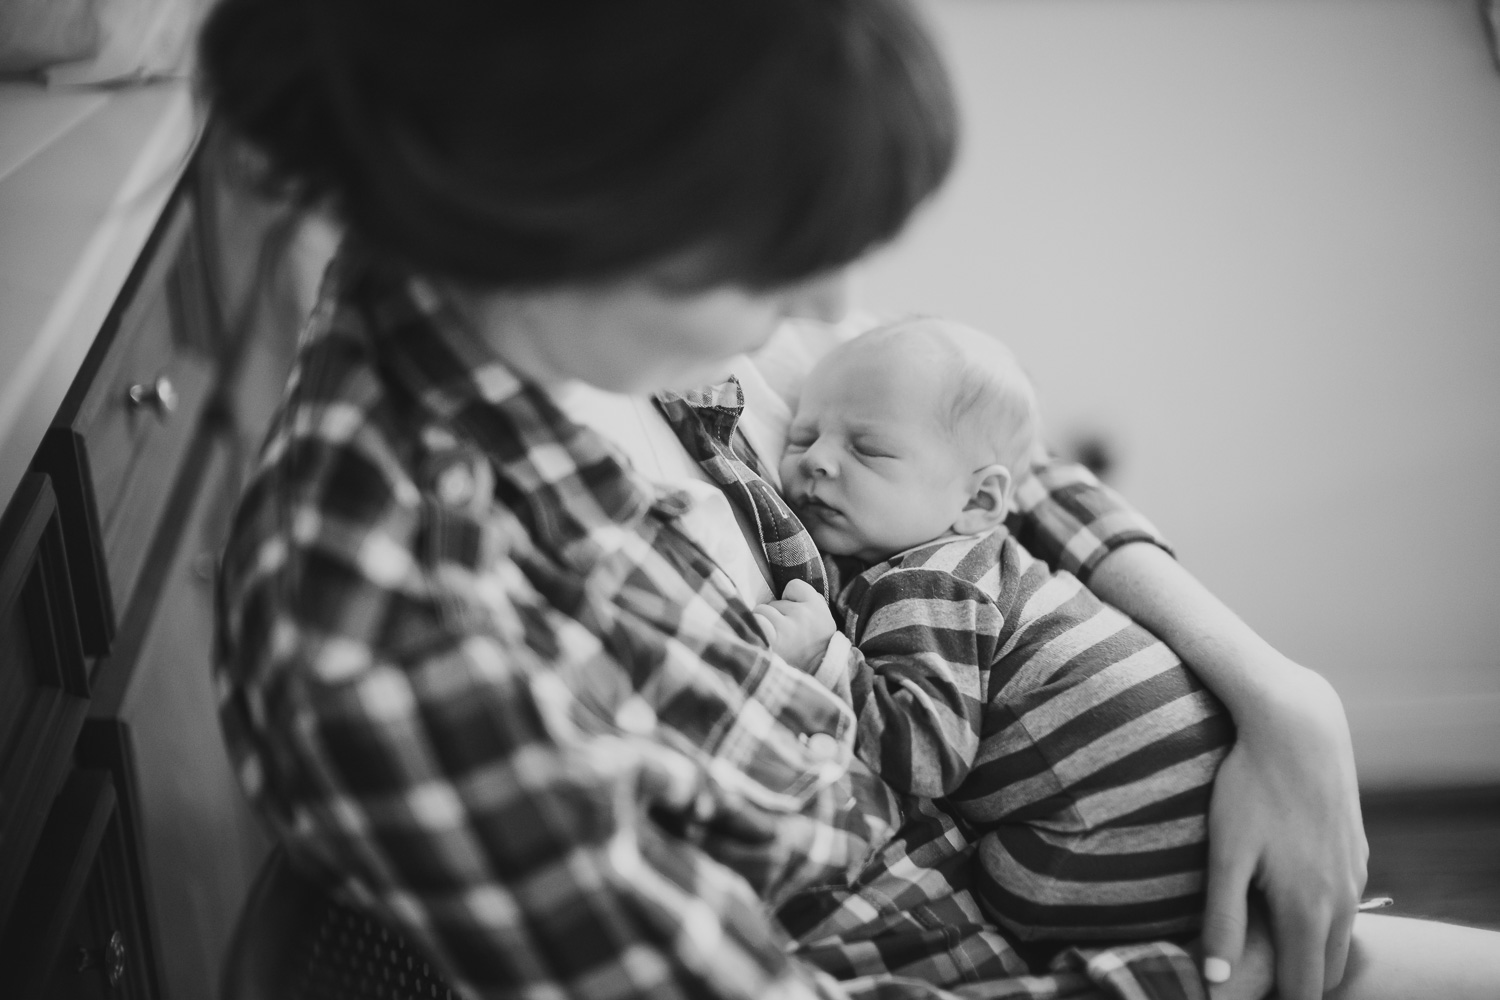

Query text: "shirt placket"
[653, 380, 829, 602]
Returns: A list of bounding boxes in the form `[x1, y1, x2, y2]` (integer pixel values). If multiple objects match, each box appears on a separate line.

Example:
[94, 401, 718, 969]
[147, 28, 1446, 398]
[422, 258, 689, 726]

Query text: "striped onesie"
[835, 525, 1233, 945]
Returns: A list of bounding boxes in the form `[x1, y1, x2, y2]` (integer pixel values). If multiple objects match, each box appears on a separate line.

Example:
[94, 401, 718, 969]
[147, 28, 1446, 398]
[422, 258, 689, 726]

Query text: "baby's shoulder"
[841, 529, 1050, 616]
[879, 530, 1013, 589]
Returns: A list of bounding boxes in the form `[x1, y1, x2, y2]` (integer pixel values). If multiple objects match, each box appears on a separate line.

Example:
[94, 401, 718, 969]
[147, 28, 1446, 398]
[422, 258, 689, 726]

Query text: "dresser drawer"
[0, 473, 89, 936]
[0, 769, 157, 1000]
[37, 189, 218, 655]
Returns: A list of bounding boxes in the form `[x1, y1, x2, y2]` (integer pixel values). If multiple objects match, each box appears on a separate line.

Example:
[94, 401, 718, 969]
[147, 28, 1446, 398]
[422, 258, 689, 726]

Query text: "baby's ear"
[951, 465, 1012, 535]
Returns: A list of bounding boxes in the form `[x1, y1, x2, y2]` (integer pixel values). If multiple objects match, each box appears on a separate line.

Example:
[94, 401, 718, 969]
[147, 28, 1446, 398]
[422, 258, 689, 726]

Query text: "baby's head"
[780, 317, 1039, 564]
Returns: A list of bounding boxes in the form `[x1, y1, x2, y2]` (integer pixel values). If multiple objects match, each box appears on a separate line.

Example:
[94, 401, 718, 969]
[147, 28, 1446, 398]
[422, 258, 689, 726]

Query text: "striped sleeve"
[844, 566, 1000, 798]
[1007, 450, 1173, 583]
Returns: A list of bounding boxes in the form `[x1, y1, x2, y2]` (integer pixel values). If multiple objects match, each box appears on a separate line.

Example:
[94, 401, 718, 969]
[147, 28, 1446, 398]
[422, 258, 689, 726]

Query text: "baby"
[758, 317, 1233, 948]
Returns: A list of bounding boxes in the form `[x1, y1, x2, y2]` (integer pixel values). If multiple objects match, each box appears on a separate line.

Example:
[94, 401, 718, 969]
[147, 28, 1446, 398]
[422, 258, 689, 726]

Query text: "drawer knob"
[77, 930, 127, 987]
[127, 375, 179, 417]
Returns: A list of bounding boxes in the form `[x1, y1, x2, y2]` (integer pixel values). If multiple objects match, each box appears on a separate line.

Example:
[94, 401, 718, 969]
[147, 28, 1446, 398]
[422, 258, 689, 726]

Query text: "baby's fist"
[754, 579, 836, 671]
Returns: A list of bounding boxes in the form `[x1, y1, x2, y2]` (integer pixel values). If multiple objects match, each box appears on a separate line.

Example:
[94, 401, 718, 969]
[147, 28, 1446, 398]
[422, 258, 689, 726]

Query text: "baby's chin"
[805, 522, 860, 557]
[806, 522, 887, 564]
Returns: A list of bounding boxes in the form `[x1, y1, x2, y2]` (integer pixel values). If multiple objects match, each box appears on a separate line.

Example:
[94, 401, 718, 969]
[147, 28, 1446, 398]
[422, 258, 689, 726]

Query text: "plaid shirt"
[216, 248, 1210, 1000]
[834, 528, 1231, 943]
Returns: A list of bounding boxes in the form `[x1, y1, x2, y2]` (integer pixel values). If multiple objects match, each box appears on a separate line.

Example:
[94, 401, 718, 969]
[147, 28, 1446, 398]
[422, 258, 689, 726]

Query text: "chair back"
[220, 847, 460, 1000]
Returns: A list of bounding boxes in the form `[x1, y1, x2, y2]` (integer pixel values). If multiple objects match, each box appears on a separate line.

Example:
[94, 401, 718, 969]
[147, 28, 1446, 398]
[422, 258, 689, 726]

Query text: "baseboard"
[1359, 782, 1500, 814]
[1345, 692, 1500, 792]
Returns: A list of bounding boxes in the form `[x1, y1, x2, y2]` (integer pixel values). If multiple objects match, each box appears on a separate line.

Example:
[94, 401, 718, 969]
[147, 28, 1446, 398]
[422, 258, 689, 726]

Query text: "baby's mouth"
[794, 494, 840, 522]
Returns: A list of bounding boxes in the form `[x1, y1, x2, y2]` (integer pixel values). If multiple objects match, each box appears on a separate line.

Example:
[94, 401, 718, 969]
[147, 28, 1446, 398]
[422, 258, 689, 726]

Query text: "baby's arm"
[842, 566, 997, 799]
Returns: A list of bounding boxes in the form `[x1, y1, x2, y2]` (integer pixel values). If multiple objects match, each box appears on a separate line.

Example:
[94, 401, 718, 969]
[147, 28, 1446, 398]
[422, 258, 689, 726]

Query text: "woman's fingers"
[1202, 666, 1365, 1000]
[1270, 892, 1330, 1000]
[1200, 824, 1252, 986]
[1323, 895, 1357, 992]
[1206, 901, 1277, 1000]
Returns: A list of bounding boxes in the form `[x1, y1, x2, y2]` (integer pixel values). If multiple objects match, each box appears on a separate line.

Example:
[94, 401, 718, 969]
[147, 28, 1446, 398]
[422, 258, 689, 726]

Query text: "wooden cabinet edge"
[34, 431, 115, 657]
[76, 719, 166, 1000]
[0, 769, 117, 997]
[0, 473, 91, 934]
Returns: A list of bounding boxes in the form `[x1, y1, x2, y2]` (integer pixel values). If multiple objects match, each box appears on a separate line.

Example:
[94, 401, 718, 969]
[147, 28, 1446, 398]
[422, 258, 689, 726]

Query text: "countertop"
[0, 79, 200, 515]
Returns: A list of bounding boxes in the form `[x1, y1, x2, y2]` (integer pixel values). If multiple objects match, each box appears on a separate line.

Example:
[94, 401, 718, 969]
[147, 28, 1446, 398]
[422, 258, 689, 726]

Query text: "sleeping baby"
[759, 317, 1233, 946]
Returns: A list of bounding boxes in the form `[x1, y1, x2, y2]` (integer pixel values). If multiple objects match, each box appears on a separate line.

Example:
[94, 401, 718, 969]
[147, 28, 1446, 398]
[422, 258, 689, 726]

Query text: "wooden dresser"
[0, 83, 304, 999]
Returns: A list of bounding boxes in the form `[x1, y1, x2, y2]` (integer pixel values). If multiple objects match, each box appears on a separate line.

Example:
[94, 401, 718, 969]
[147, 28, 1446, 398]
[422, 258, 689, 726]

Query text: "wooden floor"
[1360, 786, 1500, 930]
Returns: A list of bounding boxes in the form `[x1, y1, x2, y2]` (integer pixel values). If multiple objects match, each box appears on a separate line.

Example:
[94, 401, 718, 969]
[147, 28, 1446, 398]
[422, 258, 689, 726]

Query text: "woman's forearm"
[1086, 541, 1299, 718]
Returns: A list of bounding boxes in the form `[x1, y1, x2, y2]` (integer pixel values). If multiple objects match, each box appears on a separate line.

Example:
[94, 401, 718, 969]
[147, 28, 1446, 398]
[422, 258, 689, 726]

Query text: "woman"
[201, 2, 1498, 999]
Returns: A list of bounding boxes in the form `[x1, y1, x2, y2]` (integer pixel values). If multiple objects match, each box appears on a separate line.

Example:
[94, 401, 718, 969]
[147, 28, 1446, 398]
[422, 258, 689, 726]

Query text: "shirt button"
[435, 464, 477, 507]
[805, 732, 840, 761]
[614, 697, 657, 736]
[652, 489, 692, 518]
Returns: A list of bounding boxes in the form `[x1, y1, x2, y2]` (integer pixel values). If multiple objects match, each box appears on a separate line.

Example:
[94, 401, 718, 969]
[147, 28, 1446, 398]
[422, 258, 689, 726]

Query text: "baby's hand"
[753, 579, 836, 671]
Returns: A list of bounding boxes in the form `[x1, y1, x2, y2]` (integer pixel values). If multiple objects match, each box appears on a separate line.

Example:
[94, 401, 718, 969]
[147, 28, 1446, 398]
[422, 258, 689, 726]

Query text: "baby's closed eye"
[850, 437, 896, 459]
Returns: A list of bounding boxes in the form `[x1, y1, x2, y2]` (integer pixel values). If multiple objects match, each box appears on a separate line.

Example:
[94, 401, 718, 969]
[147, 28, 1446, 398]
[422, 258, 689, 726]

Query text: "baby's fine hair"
[868, 317, 1041, 478]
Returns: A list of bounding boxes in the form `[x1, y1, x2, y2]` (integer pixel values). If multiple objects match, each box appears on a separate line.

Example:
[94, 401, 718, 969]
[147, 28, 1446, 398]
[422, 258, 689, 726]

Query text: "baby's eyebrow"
[848, 428, 900, 451]
[846, 420, 897, 439]
[786, 422, 818, 440]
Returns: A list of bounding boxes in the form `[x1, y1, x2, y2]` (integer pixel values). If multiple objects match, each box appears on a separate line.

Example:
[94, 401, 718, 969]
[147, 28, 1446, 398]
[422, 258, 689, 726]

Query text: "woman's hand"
[754, 579, 837, 671]
[1201, 660, 1368, 1000]
[1199, 897, 1276, 1000]
[1086, 543, 1368, 1000]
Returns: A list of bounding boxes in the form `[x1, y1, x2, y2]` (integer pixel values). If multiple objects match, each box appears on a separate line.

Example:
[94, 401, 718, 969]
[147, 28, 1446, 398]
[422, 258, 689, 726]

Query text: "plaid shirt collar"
[654, 381, 831, 601]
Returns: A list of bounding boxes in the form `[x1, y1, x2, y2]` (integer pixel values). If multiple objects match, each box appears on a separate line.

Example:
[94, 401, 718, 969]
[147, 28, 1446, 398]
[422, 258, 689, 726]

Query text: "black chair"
[220, 847, 461, 1000]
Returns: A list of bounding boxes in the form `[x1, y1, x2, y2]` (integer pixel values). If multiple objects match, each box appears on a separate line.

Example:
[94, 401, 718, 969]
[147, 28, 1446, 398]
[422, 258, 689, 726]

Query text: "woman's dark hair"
[199, 0, 957, 290]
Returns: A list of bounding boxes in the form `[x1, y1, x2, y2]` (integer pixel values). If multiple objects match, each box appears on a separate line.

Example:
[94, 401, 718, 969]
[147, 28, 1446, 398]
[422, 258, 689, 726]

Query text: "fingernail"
[1203, 957, 1232, 984]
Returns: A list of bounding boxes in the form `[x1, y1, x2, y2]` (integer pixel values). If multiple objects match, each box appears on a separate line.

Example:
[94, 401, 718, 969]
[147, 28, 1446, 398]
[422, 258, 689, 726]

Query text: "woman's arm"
[1007, 452, 1365, 1000]
[1089, 542, 1367, 1000]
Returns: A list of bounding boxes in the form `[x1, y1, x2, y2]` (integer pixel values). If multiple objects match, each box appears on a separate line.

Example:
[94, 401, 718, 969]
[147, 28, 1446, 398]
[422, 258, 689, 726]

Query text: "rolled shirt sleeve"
[1008, 447, 1174, 584]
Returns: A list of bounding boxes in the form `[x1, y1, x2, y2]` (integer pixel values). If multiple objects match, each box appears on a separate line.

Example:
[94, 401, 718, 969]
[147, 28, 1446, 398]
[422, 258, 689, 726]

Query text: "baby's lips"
[792, 495, 832, 521]
[809, 498, 842, 520]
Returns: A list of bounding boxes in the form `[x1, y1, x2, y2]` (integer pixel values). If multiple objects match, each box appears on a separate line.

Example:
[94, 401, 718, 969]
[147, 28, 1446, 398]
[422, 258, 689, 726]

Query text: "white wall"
[858, 0, 1500, 788]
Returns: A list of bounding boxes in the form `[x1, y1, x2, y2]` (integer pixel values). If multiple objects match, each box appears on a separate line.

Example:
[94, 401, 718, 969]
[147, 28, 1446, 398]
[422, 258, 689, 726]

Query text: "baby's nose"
[801, 446, 836, 477]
